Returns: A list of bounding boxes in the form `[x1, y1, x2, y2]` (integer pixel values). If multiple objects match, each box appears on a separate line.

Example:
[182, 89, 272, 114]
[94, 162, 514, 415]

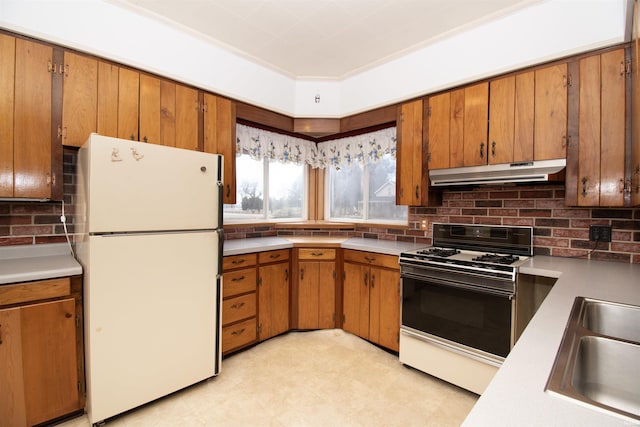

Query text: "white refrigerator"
[75, 134, 223, 424]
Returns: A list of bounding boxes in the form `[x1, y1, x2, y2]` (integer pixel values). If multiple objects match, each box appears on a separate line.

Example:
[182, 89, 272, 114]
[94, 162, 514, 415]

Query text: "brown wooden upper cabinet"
[0, 35, 62, 200]
[396, 99, 425, 206]
[203, 93, 237, 204]
[534, 63, 569, 161]
[427, 83, 490, 169]
[428, 65, 568, 171]
[566, 48, 632, 207]
[631, 7, 640, 207]
[61, 51, 97, 148]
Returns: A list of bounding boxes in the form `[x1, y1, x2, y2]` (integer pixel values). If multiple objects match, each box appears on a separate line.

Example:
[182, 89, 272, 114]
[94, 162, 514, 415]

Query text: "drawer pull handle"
[231, 328, 245, 336]
[231, 259, 245, 265]
[364, 256, 376, 262]
[231, 276, 246, 282]
[231, 302, 245, 310]
[311, 252, 324, 256]
[269, 253, 281, 259]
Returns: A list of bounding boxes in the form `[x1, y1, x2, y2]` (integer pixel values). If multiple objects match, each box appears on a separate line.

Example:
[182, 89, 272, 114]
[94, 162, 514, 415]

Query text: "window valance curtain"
[236, 124, 397, 170]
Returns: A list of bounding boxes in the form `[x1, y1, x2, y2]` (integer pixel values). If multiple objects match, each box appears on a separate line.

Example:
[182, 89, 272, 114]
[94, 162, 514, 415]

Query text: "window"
[224, 152, 306, 222]
[326, 153, 407, 223]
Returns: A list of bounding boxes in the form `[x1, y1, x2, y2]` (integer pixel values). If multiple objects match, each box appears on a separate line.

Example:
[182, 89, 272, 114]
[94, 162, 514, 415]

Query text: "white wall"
[0, 0, 630, 118]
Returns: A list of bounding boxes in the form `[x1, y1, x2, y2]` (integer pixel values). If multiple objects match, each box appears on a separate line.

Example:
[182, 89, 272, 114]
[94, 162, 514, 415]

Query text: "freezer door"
[83, 231, 220, 423]
[81, 134, 222, 233]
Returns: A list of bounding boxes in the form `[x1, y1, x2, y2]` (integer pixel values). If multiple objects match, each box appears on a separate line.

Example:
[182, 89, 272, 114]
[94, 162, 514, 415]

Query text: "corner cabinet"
[0, 276, 84, 426]
[204, 94, 237, 204]
[397, 99, 439, 206]
[342, 250, 400, 352]
[566, 47, 637, 207]
[0, 35, 62, 200]
[293, 248, 337, 329]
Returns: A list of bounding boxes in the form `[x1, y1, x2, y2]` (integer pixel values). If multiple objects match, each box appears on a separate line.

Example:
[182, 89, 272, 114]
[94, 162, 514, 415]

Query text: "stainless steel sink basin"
[582, 299, 640, 342]
[546, 297, 640, 421]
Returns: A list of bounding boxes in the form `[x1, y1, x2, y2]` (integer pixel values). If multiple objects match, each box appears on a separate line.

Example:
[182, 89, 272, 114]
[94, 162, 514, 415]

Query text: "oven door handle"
[401, 272, 514, 299]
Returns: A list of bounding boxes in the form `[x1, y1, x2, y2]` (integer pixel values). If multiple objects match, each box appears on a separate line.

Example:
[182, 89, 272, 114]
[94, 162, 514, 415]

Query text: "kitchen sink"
[546, 297, 640, 421]
[581, 299, 640, 342]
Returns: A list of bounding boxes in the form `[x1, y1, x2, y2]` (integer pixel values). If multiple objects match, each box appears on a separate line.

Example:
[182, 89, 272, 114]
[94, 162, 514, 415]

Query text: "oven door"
[401, 273, 513, 358]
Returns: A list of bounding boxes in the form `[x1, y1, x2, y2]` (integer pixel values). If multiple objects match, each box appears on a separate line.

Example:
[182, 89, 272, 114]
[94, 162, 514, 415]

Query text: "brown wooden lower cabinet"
[294, 248, 337, 330]
[258, 249, 290, 341]
[0, 276, 84, 427]
[342, 250, 401, 352]
[221, 253, 258, 355]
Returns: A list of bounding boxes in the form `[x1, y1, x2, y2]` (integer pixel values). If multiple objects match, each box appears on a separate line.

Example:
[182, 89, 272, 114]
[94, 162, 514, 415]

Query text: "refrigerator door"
[83, 231, 221, 424]
[80, 134, 222, 233]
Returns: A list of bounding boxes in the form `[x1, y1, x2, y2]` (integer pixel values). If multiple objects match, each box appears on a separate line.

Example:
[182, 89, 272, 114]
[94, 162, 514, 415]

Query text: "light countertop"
[223, 236, 428, 257]
[463, 256, 640, 427]
[0, 243, 83, 285]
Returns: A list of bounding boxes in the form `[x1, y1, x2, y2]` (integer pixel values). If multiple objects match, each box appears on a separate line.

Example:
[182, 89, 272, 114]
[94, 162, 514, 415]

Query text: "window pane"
[268, 160, 304, 219]
[223, 154, 264, 220]
[368, 154, 407, 221]
[329, 162, 364, 219]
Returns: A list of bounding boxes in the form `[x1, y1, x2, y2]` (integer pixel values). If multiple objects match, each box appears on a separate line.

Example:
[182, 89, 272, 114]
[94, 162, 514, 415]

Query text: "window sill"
[274, 221, 356, 230]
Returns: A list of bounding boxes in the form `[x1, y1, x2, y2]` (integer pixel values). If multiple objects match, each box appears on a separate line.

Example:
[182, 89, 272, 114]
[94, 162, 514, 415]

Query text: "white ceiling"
[111, 0, 541, 79]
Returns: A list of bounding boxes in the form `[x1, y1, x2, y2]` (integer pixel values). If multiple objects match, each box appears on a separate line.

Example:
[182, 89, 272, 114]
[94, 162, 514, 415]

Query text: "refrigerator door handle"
[216, 228, 224, 279]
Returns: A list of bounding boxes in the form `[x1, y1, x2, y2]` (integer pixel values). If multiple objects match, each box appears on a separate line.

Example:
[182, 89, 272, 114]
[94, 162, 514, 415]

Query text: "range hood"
[429, 159, 566, 186]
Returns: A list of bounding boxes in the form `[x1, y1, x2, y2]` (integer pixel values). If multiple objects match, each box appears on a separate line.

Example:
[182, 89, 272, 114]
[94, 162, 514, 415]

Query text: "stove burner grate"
[416, 248, 460, 258]
[472, 253, 520, 265]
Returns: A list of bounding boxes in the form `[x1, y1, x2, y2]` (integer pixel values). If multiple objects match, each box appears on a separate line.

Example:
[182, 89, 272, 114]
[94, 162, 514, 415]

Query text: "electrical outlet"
[420, 219, 428, 230]
[589, 225, 612, 242]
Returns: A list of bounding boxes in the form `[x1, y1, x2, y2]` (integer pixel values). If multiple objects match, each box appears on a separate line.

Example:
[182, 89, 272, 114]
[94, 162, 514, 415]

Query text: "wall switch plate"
[589, 225, 612, 242]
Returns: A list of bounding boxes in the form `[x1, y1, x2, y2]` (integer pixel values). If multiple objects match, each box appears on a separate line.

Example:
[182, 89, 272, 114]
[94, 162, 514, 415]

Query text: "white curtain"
[236, 124, 396, 170]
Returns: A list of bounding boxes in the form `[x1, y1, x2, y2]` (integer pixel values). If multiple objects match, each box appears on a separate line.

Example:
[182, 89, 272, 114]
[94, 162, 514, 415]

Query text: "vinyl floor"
[60, 329, 478, 427]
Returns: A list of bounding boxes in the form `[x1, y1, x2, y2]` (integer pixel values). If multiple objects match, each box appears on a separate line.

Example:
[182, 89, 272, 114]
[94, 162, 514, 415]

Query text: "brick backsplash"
[226, 185, 640, 264]
[0, 149, 78, 246]
[2, 153, 639, 264]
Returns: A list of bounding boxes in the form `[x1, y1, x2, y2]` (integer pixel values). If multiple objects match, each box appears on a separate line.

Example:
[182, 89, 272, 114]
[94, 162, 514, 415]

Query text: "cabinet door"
[175, 84, 199, 151]
[160, 79, 176, 147]
[259, 261, 289, 340]
[463, 82, 489, 167]
[633, 19, 640, 206]
[396, 99, 423, 205]
[578, 55, 601, 206]
[117, 67, 139, 141]
[342, 262, 369, 339]
[1, 299, 80, 426]
[0, 34, 15, 197]
[318, 263, 336, 329]
[489, 76, 515, 164]
[97, 61, 119, 138]
[204, 93, 236, 204]
[297, 261, 319, 329]
[427, 92, 450, 170]
[139, 73, 161, 144]
[0, 306, 26, 425]
[514, 71, 535, 162]
[14, 38, 53, 199]
[62, 51, 97, 147]
[535, 63, 568, 160]
[599, 49, 626, 206]
[372, 267, 400, 352]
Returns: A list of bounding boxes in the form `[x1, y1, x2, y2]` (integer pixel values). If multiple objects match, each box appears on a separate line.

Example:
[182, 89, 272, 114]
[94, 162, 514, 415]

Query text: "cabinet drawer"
[343, 250, 399, 270]
[222, 293, 256, 325]
[222, 318, 257, 353]
[0, 277, 71, 306]
[298, 248, 336, 260]
[258, 249, 290, 264]
[223, 253, 257, 271]
[223, 268, 257, 298]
